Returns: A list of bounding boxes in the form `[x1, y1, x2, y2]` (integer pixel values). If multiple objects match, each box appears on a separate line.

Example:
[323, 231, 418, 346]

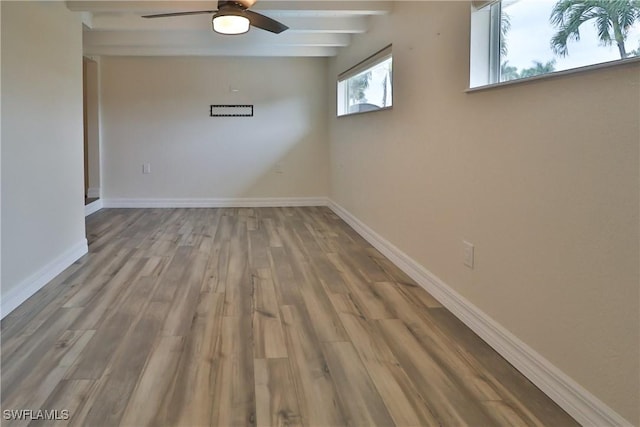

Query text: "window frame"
[469, 0, 640, 90]
[337, 44, 393, 117]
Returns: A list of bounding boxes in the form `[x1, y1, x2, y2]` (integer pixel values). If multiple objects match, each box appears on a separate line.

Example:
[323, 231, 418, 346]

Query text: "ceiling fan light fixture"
[143, 0, 287, 35]
[212, 8, 250, 35]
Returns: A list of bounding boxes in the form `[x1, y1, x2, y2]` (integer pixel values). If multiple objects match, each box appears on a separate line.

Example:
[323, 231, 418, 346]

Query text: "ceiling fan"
[142, 0, 288, 35]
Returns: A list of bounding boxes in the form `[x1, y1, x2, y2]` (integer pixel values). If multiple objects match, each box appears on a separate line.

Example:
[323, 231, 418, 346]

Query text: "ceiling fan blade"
[245, 10, 288, 34]
[142, 10, 215, 18]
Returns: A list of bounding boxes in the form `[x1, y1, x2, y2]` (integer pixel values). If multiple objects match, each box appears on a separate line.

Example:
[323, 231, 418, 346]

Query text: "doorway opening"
[83, 57, 100, 206]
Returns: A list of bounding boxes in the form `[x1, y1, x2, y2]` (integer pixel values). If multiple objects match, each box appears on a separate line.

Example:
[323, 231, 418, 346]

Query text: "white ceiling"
[67, 1, 394, 57]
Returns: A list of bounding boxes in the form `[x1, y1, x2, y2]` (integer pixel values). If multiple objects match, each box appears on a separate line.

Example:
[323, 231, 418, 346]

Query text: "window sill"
[337, 106, 393, 118]
[466, 56, 640, 93]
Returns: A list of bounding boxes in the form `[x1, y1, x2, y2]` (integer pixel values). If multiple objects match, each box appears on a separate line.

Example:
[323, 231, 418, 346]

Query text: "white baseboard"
[87, 187, 100, 198]
[1, 239, 88, 319]
[327, 200, 631, 427]
[102, 197, 329, 208]
[85, 198, 103, 216]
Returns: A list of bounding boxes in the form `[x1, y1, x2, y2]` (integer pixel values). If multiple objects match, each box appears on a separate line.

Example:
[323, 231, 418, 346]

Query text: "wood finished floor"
[1, 207, 578, 427]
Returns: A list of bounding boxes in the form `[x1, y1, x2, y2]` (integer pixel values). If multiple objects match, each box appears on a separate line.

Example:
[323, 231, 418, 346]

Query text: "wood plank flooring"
[1, 207, 579, 426]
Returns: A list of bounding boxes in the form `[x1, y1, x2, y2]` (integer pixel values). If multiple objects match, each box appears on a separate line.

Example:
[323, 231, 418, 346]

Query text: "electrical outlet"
[463, 240, 474, 268]
[275, 163, 284, 174]
[142, 163, 151, 174]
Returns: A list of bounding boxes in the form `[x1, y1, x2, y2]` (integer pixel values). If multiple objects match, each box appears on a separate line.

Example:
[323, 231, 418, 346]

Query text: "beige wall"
[84, 57, 101, 197]
[100, 56, 329, 200]
[1, 2, 85, 298]
[328, 2, 639, 424]
[1, 0, 3, 293]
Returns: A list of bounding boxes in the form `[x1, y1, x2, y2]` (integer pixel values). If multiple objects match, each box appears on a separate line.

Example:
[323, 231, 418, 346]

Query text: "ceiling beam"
[253, 1, 393, 15]
[88, 14, 369, 33]
[83, 45, 339, 57]
[84, 30, 351, 47]
[67, 1, 393, 15]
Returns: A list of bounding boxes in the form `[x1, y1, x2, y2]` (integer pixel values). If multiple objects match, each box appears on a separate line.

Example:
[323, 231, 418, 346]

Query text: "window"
[337, 45, 392, 116]
[470, 0, 640, 88]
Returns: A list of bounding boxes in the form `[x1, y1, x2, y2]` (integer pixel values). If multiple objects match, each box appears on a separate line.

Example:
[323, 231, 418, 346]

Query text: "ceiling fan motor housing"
[213, 3, 251, 35]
